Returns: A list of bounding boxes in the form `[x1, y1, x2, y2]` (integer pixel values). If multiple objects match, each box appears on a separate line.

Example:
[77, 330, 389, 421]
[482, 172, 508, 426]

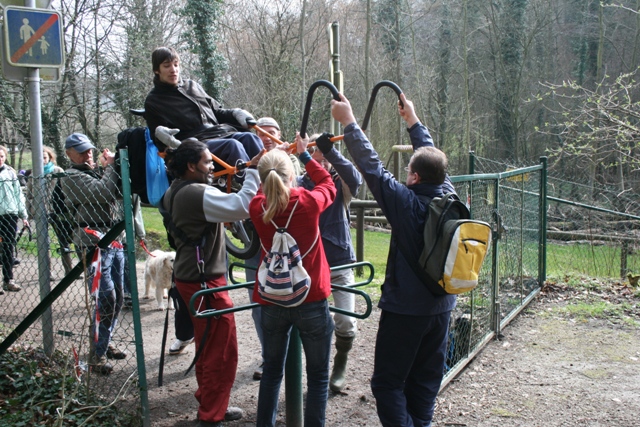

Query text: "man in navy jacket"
[331, 92, 456, 427]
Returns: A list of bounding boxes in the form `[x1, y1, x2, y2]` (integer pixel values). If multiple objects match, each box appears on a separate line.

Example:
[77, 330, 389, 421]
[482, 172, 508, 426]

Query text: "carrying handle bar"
[299, 80, 341, 138]
[361, 80, 404, 131]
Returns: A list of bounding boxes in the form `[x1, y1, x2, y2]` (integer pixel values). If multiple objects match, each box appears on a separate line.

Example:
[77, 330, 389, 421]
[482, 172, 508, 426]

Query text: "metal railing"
[193, 261, 375, 426]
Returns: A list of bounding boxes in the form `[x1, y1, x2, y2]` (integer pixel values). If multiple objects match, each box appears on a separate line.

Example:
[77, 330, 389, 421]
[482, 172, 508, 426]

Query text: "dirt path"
[137, 266, 640, 426]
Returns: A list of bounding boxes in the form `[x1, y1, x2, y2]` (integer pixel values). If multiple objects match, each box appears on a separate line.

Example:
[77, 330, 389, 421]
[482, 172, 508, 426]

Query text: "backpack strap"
[159, 181, 212, 249]
[259, 199, 319, 259]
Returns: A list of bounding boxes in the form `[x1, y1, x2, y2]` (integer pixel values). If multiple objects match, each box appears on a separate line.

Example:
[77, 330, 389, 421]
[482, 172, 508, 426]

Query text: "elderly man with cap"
[63, 133, 127, 375]
[255, 117, 302, 175]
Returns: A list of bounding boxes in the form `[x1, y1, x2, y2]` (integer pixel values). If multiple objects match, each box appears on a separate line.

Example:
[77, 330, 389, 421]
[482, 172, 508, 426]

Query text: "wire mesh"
[475, 154, 640, 280]
[1, 164, 142, 424]
[443, 164, 543, 381]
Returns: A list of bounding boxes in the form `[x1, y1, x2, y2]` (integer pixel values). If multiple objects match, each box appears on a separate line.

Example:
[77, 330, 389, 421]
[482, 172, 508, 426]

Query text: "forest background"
[1, 0, 639, 211]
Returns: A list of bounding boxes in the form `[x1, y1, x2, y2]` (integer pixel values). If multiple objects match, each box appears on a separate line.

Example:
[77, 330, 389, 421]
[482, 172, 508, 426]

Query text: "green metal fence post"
[356, 205, 364, 276]
[285, 327, 303, 426]
[539, 157, 548, 284]
[469, 150, 475, 175]
[492, 179, 501, 336]
[119, 150, 150, 427]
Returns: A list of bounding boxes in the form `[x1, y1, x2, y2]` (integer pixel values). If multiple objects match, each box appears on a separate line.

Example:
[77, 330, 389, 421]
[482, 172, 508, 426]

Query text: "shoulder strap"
[259, 199, 318, 259]
[160, 181, 211, 248]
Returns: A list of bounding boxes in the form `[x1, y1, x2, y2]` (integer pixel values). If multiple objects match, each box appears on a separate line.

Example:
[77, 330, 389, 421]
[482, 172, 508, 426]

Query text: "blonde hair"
[258, 149, 296, 223]
[43, 146, 57, 164]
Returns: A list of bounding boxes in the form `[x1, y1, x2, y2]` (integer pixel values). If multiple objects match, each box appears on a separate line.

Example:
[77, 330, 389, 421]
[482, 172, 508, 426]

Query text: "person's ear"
[187, 162, 197, 173]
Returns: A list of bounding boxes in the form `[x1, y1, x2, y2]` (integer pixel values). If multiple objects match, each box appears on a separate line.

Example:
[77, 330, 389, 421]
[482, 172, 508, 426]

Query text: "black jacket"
[144, 78, 243, 147]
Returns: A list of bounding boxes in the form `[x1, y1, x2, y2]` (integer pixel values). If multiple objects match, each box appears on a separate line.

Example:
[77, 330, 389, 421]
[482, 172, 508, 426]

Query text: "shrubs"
[0, 337, 127, 426]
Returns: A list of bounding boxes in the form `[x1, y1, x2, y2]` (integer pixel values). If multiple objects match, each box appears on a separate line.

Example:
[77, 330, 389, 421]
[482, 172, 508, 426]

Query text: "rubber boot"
[330, 335, 354, 392]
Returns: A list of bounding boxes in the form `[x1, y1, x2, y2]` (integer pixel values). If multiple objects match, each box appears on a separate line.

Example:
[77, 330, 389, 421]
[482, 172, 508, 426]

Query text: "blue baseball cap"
[65, 133, 96, 153]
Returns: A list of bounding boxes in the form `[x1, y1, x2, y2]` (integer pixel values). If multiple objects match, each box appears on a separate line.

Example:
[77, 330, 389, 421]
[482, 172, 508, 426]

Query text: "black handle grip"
[361, 81, 403, 131]
[299, 80, 341, 138]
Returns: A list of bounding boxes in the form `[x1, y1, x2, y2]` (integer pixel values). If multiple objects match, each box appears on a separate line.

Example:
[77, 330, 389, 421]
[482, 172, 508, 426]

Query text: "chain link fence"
[1, 156, 144, 426]
[474, 154, 640, 280]
[439, 163, 543, 385]
[363, 148, 545, 386]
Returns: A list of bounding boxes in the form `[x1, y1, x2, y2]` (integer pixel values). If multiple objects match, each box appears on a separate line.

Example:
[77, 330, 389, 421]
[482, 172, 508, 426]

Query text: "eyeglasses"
[404, 166, 416, 175]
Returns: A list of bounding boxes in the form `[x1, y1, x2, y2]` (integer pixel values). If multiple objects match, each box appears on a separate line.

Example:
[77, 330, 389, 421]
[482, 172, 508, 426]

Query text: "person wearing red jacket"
[250, 133, 337, 427]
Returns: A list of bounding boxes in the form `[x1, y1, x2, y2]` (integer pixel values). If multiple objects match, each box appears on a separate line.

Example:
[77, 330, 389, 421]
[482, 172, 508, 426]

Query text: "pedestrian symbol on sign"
[3, 6, 64, 68]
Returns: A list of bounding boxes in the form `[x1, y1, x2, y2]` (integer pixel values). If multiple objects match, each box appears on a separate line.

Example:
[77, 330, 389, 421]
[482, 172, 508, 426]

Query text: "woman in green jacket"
[0, 145, 29, 293]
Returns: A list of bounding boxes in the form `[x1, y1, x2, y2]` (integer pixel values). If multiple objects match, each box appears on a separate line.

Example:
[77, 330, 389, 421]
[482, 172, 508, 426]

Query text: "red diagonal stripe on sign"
[11, 14, 58, 63]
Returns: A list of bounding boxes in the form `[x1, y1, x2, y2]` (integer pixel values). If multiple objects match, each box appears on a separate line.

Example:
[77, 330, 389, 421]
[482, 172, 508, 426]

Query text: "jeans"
[205, 132, 264, 172]
[257, 299, 334, 427]
[231, 132, 264, 159]
[89, 247, 125, 357]
[371, 310, 451, 427]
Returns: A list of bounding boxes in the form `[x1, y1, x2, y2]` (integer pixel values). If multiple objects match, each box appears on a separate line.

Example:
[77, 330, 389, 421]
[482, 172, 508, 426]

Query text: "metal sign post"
[3, 3, 64, 356]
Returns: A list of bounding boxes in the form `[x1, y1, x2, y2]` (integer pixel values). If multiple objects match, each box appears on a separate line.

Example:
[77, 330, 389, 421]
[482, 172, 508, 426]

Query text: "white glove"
[155, 126, 181, 149]
[232, 109, 255, 128]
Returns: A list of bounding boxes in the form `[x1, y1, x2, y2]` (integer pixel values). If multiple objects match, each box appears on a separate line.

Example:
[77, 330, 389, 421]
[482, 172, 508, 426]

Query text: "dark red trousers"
[176, 276, 238, 423]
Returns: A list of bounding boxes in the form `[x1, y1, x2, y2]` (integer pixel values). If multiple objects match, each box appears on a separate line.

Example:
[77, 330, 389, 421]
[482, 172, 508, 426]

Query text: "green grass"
[140, 207, 172, 252]
[547, 242, 640, 279]
[557, 301, 639, 327]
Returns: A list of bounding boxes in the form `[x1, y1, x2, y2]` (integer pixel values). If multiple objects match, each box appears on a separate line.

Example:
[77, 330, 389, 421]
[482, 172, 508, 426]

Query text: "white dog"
[144, 250, 176, 310]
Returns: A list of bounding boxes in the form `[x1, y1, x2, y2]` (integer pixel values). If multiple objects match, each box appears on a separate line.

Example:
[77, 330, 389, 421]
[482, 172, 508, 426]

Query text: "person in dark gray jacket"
[298, 134, 362, 392]
[63, 133, 127, 375]
[331, 92, 456, 427]
[144, 47, 263, 169]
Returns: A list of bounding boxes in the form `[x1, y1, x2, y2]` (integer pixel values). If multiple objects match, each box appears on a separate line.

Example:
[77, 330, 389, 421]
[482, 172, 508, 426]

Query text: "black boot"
[330, 335, 354, 392]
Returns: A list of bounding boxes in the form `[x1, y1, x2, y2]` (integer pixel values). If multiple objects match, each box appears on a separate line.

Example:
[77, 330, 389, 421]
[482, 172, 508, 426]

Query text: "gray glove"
[232, 109, 255, 128]
[155, 126, 181, 149]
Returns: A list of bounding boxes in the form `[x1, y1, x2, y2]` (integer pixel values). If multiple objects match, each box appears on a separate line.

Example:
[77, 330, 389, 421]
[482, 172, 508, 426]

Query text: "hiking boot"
[106, 345, 127, 360]
[224, 406, 244, 421]
[253, 362, 263, 380]
[3, 281, 22, 292]
[90, 355, 113, 375]
[169, 337, 194, 355]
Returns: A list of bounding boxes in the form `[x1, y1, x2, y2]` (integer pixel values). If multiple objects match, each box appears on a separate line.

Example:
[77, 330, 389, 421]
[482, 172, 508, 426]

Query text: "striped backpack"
[257, 200, 318, 307]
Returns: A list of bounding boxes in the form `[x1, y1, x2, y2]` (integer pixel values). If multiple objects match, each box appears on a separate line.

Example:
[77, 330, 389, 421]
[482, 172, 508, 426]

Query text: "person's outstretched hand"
[249, 148, 267, 167]
[398, 93, 419, 128]
[315, 132, 334, 154]
[294, 132, 309, 155]
[232, 109, 255, 128]
[156, 126, 181, 149]
[331, 93, 357, 127]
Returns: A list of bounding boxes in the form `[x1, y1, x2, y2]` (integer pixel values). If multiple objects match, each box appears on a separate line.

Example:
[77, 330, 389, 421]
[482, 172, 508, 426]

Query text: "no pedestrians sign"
[3, 6, 63, 68]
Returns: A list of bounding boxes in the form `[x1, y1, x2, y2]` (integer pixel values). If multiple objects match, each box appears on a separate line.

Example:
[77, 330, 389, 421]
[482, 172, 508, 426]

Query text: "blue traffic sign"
[3, 6, 63, 68]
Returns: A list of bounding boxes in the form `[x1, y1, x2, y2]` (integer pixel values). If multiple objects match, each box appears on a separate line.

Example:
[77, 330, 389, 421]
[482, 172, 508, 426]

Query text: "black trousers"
[170, 286, 194, 341]
[0, 214, 18, 283]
